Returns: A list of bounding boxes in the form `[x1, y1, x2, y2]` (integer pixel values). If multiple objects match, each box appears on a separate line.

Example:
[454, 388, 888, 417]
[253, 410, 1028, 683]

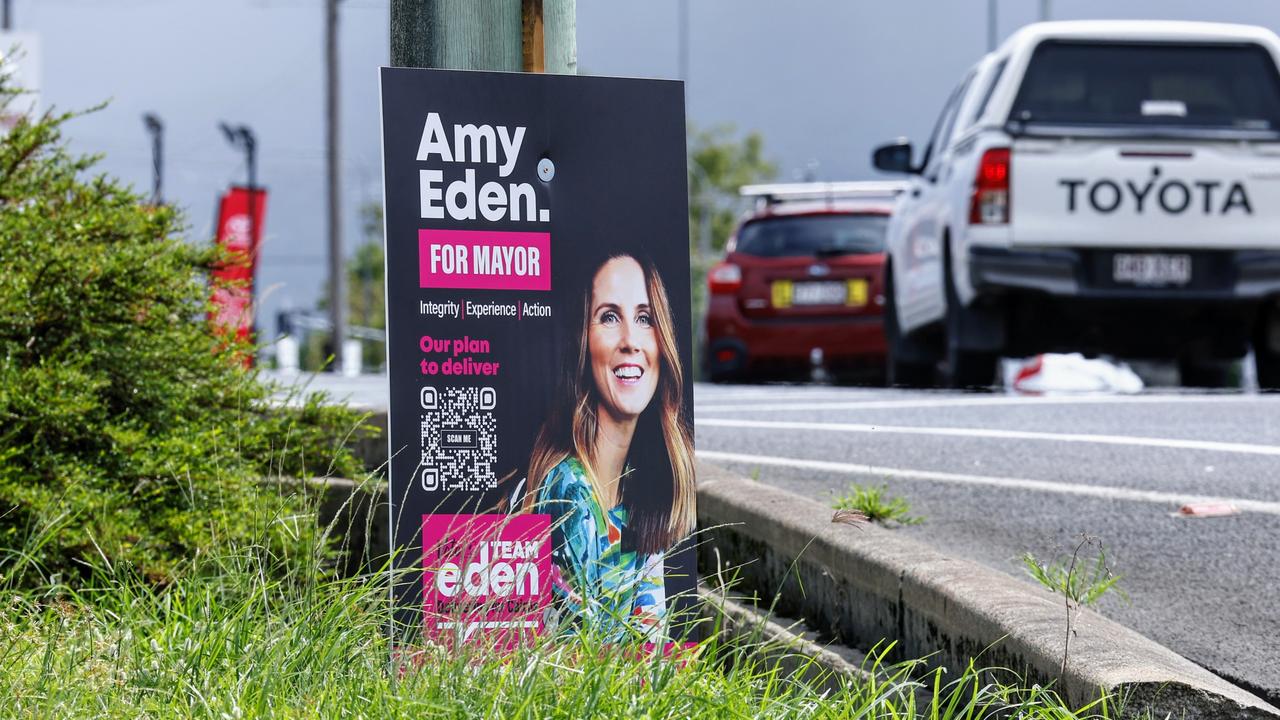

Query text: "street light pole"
[326, 0, 347, 374]
[220, 122, 257, 193]
[143, 113, 163, 205]
[987, 0, 997, 52]
[217, 122, 257, 254]
[678, 0, 688, 82]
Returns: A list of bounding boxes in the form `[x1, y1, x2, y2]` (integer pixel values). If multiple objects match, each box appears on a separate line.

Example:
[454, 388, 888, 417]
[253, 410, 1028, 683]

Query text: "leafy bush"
[0, 96, 370, 588]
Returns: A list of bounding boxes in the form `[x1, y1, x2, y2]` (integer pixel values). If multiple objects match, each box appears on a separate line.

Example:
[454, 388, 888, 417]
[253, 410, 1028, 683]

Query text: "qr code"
[419, 386, 497, 493]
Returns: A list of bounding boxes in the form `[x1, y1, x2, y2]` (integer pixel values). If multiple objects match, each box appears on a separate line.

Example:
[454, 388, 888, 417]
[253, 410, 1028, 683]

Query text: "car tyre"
[884, 266, 936, 388]
[707, 367, 740, 384]
[1257, 351, 1280, 391]
[1178, 357, 1237, 389]
[943, 259, 998, 391]
[1255, 304, 1280, 391]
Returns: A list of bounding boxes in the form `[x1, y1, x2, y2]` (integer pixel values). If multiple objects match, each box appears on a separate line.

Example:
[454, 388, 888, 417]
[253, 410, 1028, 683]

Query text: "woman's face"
[588, 256, 660, 422]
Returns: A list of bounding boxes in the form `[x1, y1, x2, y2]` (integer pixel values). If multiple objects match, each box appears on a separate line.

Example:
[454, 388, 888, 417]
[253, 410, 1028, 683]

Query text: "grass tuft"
[831, 483, 924, 526]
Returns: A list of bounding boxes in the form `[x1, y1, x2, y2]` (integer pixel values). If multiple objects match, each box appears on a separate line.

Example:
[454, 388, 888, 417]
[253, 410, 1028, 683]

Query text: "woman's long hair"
[522, 253, 695, 555]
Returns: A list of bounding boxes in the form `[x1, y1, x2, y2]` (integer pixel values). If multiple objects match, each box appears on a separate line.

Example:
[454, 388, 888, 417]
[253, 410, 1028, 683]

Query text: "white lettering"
[436, 562, 460, 597]
[446, 169, 478, 220]
[463, 543, 490, 595]
[473, 245, 491, 273]
[490, 561, 514, 596]
[416, 112, 453, 163]
[420, 169, 444, 219]
[497, 125, 526, 177]
[509, 183, 536, 222]
[454, 123, 497, 165]
[430, 244, 468, 274]
[478, 181, 507, 222]
[515, 563, 538, 595]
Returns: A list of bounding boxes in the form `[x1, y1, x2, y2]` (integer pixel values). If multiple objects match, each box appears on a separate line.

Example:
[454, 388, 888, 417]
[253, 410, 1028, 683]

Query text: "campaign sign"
[380, 68, 697, 649]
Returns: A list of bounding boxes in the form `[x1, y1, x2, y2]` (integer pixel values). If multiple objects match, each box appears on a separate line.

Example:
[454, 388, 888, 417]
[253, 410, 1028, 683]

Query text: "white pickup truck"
[873, 21, 1280, 389]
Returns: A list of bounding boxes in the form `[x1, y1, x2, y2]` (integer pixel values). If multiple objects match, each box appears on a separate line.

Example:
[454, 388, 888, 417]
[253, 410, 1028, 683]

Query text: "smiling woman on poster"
[518, 253, 696, 641]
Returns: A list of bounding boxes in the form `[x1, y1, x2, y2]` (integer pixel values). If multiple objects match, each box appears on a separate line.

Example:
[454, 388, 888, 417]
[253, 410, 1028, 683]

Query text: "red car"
[703, 182, 905, 383]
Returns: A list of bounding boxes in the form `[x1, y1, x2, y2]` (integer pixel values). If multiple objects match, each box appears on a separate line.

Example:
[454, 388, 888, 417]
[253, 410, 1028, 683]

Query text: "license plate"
[771, 280, 868, 308]
[1112, 253, 1192, 286]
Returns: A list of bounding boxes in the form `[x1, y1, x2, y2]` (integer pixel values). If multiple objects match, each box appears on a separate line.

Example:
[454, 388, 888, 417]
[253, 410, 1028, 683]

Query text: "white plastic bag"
[1005, 353, 1144, 395]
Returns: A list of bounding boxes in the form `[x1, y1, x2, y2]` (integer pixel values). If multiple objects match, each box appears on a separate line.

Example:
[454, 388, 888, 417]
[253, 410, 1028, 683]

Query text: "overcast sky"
[13, 0, 1280, 335]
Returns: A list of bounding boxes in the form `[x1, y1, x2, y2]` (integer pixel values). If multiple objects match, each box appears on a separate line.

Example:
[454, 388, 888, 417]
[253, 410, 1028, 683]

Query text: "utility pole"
[326, 0, 347, 374]
[678, 0, 688, 82]
[143, 113, 163, 205]
[1040, 0, 1051, 21]
[390, 0, 575, 74]
[987, 0, 997, 52]
[2, 0, 11, 31]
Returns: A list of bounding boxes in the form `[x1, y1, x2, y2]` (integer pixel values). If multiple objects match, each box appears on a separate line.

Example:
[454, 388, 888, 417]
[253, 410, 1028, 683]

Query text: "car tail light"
[970, 147, 1010, 225]
[707, 262, 742, 294]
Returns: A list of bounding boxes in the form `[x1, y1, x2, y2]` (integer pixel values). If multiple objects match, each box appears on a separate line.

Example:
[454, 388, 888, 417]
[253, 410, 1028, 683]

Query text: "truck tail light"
[707, 263, 742, 294]
[970, 147, 1010, 225]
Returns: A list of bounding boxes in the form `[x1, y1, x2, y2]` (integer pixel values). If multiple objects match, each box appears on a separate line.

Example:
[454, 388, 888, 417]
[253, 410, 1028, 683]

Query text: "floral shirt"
[535, 457, 666, 641]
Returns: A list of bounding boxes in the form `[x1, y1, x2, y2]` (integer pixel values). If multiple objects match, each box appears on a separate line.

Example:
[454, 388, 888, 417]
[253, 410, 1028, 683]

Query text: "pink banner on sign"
[419, 229, 551, 291]
[421, 513, 550, 650]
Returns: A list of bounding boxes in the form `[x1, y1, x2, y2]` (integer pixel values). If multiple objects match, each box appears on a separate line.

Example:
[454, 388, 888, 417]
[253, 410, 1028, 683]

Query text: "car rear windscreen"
[1009, 41, 1280, 131]
[735, 214, 889, 258]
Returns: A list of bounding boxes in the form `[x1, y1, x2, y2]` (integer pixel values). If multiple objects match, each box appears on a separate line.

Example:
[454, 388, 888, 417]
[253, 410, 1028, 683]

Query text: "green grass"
[0, 498, 1121, 719]
[832, 483, 925, 526]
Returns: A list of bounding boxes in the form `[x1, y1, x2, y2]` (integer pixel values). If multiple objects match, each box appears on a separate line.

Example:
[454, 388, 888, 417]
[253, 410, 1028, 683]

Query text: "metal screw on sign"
[537, 158, 555, 182]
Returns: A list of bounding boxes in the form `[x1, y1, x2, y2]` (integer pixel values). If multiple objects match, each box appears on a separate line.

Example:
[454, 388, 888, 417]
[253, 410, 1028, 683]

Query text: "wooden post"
[521, 0, 544, 73]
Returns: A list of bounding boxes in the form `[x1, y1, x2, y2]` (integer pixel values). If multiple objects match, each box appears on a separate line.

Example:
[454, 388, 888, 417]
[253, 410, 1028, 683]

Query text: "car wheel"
[1255, 304, 1280, 391]
[707, 367, 739, 384]
[706, 339, 748, 384]
[943, 257, 997, 391]
[1178, 356, 1237, 389]
[1257, 351, 1280, 391]
[884, 266, 936, 388]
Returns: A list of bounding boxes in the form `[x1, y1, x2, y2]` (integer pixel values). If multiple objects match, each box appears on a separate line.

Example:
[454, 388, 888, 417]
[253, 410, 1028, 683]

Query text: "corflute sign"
[380, 68, 697, 649]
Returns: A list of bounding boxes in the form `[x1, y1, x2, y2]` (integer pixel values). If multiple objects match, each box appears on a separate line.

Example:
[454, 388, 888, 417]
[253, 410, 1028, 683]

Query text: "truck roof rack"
[739, 181, 909, 209]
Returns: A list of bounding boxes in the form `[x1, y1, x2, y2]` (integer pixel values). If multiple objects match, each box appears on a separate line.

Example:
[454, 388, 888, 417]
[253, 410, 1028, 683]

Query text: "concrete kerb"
[699, 586, 873, 694]
[695, 460, 1280, 719]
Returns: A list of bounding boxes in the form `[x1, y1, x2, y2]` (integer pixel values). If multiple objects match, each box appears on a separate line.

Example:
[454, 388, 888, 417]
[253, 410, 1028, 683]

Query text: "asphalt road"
[694, 382, 1280, 704]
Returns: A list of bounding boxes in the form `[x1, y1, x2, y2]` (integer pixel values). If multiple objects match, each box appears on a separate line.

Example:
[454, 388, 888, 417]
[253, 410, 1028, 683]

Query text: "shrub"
[0, 94, 369, 588]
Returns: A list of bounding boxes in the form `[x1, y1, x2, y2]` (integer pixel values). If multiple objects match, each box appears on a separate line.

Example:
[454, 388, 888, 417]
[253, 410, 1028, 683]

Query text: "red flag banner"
[210, 186, 267, 342]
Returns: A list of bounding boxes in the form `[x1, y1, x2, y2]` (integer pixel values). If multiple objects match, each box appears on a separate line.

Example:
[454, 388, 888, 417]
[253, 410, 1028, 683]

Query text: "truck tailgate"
[1010, 138, 1280, 249]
